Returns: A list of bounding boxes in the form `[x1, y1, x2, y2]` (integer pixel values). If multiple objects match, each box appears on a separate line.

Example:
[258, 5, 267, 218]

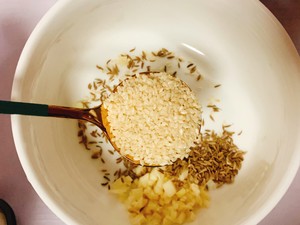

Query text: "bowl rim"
[11, 0, 300, 225]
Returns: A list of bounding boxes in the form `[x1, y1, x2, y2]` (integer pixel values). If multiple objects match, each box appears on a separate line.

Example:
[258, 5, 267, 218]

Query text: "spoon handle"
[0, 100, 48, 116]
[0, 100, 87, 119]
[0, 100, 102, 127]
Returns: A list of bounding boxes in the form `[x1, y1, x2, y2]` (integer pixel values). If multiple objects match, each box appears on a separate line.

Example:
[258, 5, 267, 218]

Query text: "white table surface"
[0, 0, 299, 224]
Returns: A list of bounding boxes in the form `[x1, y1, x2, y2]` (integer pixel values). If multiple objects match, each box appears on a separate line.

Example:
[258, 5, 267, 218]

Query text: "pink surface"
[0, 0, 299, 224]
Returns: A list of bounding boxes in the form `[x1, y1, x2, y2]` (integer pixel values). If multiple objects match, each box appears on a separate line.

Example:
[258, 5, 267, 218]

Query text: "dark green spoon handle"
[0, 100, 105, 130]
[0, 100, 89, 120]
[0, 100, 48, 116]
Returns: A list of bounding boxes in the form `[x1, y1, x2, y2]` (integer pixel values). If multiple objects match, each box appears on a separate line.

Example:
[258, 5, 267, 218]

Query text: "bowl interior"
[12, 0, 300, 225]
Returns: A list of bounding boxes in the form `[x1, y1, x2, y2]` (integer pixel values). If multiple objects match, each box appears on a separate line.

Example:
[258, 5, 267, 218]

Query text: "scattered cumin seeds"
[127, 59, 135, 69]
[106, 66, 112, 72]
[96, 65, 104, 70]
[79, 135, 90, 150]
[142, 51, 147, 60]
[134, 56, 141, 63]
[98, 148, 103, 156]
[222, 124, 232, 129]
[93, 81, 98, 90]
[116, 157, 123, 164]
[209, 114, 215, 121]
[91, 152, 100, 159]
[214, 84, 221, 88]
[108, 150, 114, 155]
[111, 65, 120, 76]
[77, 130, 84, 137]
[90, 130, 98, 138]
[201, 119, 205, 126]
[104, 176, 110, 181]
[207, 104, 220, 112]
[113, 170, 118, 176]
[129, 47, 136, 52]
[101, 182, 109, 186]
[190, 66, 197, 74]
[101, 158, 106, 164]
[187, 63, 194, 68]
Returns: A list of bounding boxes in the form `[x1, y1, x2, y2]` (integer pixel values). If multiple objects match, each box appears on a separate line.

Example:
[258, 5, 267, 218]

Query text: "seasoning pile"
[77, 48, 245, 225]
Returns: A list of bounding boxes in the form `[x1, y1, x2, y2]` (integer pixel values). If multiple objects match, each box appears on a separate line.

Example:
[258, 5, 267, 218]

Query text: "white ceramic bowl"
[11, 0, 300, 225]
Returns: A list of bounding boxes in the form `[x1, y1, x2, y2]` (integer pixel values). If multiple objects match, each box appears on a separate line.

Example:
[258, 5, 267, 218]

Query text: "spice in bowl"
[77, 48, 245, 225]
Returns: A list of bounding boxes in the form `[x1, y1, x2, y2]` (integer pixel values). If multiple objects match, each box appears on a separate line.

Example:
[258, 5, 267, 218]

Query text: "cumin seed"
[91, 152, 100, 159]
[129, 47, 136, 52]
[96, 65, 104, 70]
[190, 66, 197, 73]
[104, 176, 110, 181]
[108, 150, 114, 155]
[116, 157, 123, 163]
[142, 51, 147, 60]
